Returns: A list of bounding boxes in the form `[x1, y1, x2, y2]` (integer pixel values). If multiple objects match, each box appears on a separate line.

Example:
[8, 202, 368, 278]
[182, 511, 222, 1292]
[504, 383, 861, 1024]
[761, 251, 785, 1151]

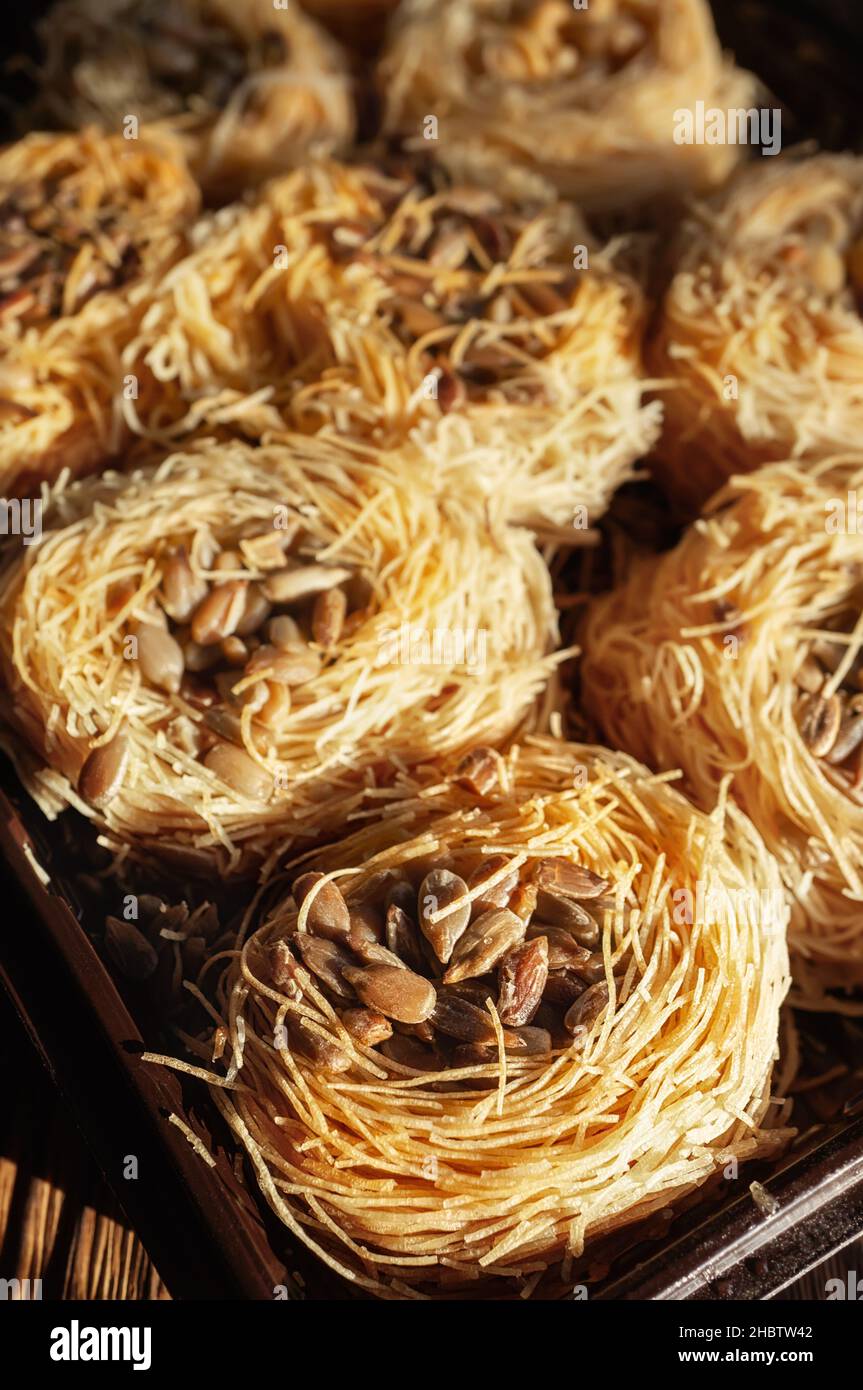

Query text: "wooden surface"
[2, 974, 859, 1302]
[0, 991, 168, 1301]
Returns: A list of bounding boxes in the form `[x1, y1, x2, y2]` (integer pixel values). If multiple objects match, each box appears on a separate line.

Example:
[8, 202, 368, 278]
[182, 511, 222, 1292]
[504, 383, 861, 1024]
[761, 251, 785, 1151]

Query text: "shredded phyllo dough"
[650, 153, 863, 512]
[164, 736, 789, 1298]
[27, 0, 354, 200]
[580, 457, 863, 1010]
[0, 438, 560, 875]
[378, 0, 755, 211]
[118, 159, 659, 535]
[0, 127, 199, 495]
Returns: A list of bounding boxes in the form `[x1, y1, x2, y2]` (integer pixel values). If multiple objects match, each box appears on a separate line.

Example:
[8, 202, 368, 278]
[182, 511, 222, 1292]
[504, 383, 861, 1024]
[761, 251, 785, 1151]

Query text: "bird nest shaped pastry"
[649, 153, 863, 513]
[29, 0, 355, 200]
[121, 159, 660, 537]
[378, 0, 755, 212]
[0, 127, 199, 496]
[580, 456, 863, 1009]
[0, 438, 559, 876]
[173, 735, 790, 1297]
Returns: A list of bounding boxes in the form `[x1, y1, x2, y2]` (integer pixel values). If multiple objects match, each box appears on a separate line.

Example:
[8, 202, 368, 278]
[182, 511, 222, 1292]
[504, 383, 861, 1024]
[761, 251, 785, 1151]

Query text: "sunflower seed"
[530, 924, 592, 972]
[312, 587, 347, 650]
[534, 887, 595, 932]
[444, 907, 525, 984]
[572, 951, 610, 985]
[295, 935, 355, 999]
[395, 1018, 435, 1043]
[191, 581, 248, 646]
[811, 638, 855, 676]
[213, 549, 244, 573]
[418, 868, 472, 963]
[519, 281, 570, 317]
[190, 902, 220, 941]
[240, 529, 296, 570]
[430, 993, 496, 1043]
[137, 623, 184, 695]
[203, 707, 244, 744]
[286, 1017, 351, 1073]
[808, 244, 845, 295]
[220, 635, 248, 666]
[293, 872, 351, 941]
[161, 548, 208, 623]
[104, 916, 158, 981]
[534, 859, 609, 900]
[564, 981, 610, 1036]
[451, 1043, 496, 1068]
[825, 711, 863, 765]
[497, 936, 548, 1026]
[428, 226, 470, 268]
[507, 1025, 553, 1055]
[203, 743, 272, 800]
[799, 693, 842, 757]
[385, 903, 427, 973]
[267, 615, 302, 648]
[467, 856, 520, 912]
[436, 367, 465, 413]
[384, 877, 416, 917]
[257, 682, 292, 727]
[796, 656, 825, 694]
[136, 895, 173, 929]
[543, 970, 586, 1007]
[380, 1034, 441, 1071]
[246, 642, 321, 686]
[349, 904, 384, 945]
[79, 735, 129, 808]
[340, 1008, 392, 1047]
[445, 978, 495, 1008]
[454, 745, 499, 795]
[349, 937, 410, 969]
[183, 935, 206, 975]
[452, 1025, 551, 1065]
[262, 564, 352, 604]
[343, 963, 436, 1024]
[235, 584, 272, 637]
[393, 296, 448, 337]
[508, 881, 538, 923]
[183, 639, 221, 673]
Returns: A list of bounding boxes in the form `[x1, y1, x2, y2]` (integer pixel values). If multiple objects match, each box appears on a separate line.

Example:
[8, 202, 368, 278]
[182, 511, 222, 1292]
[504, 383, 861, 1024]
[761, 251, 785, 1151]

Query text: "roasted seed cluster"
[79, 523, 368, 806]
[269, 808, 616, 1076]
[795, 620, 863, 788]
[322, 173, 581, 413]
[0, 176, 142, 330]
[49, 1, 278, 126]
[467, 0, 649, 84]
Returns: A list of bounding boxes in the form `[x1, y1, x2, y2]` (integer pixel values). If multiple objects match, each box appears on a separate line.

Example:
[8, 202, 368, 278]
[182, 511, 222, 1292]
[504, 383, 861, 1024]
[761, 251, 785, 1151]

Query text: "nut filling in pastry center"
[795, 614, 863, 792]
[0, 178, 144, 327]
[80, 524, 368, 806]
[270, 849, 622, 1075]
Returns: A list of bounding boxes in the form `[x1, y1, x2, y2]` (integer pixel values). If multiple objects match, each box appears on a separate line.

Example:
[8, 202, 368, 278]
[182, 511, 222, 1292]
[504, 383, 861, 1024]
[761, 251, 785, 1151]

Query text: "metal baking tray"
[1, 0, 863, 1301]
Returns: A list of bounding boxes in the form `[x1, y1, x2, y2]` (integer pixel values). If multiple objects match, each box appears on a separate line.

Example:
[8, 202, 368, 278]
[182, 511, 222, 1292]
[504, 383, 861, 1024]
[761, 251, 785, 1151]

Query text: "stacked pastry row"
[580, 151, 863, 1012]
[0, 0, 848, 1296]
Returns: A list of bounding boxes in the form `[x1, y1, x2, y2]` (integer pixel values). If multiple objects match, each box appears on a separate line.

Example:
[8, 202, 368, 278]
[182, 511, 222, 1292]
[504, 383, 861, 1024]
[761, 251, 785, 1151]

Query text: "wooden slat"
[0, 993, 169, 1301]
